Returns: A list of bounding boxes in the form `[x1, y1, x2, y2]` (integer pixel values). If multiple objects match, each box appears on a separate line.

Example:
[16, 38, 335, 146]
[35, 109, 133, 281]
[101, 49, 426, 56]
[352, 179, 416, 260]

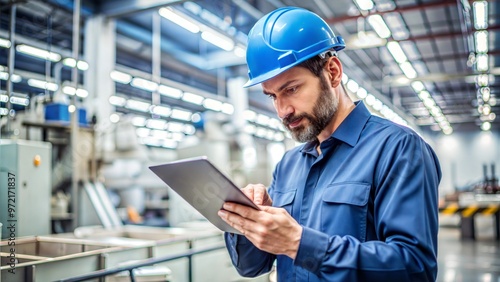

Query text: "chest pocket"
[321, 183, 370, 240]
[272, 190, 296, 215]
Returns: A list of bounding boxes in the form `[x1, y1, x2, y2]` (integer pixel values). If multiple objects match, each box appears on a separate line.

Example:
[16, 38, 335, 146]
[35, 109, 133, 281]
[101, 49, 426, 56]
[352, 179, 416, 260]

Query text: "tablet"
[149, 156, 259, 234]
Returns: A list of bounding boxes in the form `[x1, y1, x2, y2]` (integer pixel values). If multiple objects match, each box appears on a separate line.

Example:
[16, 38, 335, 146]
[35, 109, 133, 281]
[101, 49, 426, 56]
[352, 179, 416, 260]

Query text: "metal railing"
[56, 243, 226, 282]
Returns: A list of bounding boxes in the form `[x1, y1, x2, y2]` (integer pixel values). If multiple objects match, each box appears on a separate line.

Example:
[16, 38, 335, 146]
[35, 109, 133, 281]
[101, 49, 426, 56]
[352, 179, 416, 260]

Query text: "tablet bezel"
[149, 156, 259, 234]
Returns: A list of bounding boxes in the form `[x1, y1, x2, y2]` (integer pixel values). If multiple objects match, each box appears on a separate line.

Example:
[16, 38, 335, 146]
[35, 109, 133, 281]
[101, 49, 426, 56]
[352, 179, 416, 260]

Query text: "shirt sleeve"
[294, 132, 441, 281]
[223, 167, 280, 277]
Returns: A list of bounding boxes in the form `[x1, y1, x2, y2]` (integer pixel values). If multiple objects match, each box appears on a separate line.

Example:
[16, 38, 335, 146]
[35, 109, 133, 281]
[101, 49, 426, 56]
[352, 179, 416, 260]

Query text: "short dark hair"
[297, 51, 334, 77]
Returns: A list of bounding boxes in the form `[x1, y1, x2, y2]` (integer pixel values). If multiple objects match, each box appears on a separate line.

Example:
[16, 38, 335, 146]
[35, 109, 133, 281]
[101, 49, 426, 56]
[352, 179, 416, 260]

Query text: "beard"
[282, 75, 339, 143]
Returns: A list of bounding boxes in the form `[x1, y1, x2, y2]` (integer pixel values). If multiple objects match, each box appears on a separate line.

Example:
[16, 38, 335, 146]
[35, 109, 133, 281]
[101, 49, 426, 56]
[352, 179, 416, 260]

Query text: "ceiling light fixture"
[16, 44, 61, 62]
[354, 0, 374, 11]
[399, 62, 417, 79]
[201, 30, 235, 51]
[110, 70, 132, 84]
[473, 1, 488, 30]
[27, 78, 58, 91]
[131, 77, 158, 92]
[159, 7, 200, 33]
[158, 85, 183, 99]
[386, 41, 408, 64]
[476, 53, 488, 72]
[367, 15, 392, 39]
[171, 108, 192, 121]
[182, 92, 204, 105]
[0, 38, 11, 48]
[474, 31, 488, 53]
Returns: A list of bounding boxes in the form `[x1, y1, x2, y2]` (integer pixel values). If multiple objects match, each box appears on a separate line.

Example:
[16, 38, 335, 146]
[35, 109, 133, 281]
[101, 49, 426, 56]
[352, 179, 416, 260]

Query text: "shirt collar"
[300, 101, 371, 154]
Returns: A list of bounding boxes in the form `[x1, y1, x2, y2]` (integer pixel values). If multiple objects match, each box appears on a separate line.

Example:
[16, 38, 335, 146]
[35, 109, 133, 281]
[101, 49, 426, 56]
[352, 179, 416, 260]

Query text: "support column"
[83, 15, 117, 159]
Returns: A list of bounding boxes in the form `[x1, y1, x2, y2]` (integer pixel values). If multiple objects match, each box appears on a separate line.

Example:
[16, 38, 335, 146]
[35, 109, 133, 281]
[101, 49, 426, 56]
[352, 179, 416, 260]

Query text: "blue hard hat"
[243, 7, 345, 88]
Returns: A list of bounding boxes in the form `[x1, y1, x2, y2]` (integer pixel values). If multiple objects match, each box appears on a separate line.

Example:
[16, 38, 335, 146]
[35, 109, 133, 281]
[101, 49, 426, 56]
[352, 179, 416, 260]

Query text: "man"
[218, 7, 441, 282]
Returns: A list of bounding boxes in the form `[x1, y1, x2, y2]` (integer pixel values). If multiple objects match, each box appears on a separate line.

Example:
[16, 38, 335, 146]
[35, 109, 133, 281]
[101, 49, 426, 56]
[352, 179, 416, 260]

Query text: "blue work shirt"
[224, 101, 441, 281]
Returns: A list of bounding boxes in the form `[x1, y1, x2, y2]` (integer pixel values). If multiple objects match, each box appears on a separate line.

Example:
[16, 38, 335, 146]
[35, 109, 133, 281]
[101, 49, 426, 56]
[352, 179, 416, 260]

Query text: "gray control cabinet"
[0, 139, 52, 239]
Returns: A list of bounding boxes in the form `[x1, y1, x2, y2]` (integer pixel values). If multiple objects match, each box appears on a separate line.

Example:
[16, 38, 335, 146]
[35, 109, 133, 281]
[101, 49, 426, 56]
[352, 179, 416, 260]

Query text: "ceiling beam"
[325, 0, 460, 24]
[99, 0, 187, 19]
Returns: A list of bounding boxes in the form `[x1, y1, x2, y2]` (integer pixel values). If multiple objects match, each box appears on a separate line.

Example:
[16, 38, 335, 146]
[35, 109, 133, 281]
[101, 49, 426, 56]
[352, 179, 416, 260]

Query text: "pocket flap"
[322, 183, 370, 206]
[273, 190, 296, 207]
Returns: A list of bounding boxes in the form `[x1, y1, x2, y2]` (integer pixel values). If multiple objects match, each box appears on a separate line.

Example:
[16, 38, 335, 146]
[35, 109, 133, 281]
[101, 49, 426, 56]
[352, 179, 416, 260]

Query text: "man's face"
[262, 67, 339, 143]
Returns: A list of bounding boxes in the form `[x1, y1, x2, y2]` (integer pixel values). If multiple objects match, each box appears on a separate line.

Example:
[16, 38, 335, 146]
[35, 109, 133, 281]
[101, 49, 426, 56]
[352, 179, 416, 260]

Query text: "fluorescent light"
[0, 38, 11, 48]
[473, 1, 488, 30]
[182, 92, 204, 105]
[474, 31, 488, 53]
[167, 122, 184, 132]
[365, 94, 376, 106]
[367, 15, 391, 39]
[203, 98, 223, 111]
[244, 124, 256, 134]
[158, 85, 183, 99]
[481, 121, 491, 131]
[62, 58, 89, 70]
[399, 61, 417, 79]
[201, 30, 234, 51]
[346, 79, 359, 93]
[109, 95, 127, 106]
[171, 108, 192, 121]
[159, 7, 200, 33]
[354, 0, 374, 11]
[27, 78, 58, 91]
[476, 53, 488, 72]
[183, 124, 196, 135]
[234, 45, 246, 57]
[423, 97, 436, 108]
[0, 94, 8, 102]
[62, 86, 76, 95]
[221, 103, 234, 115]
[131, 77, 158, 92]
[244, 110, 257, 121]
[443, 127, 453, 135]
[256, 114, 270, 126]
[411, 81, 425, 92]
[342, 73, 349, 84]
[146, 119, 166, 130]
[9, 96, 29, 106]
[356, 87, 368, 99]
[418, 90, 430, 100]
[372, 99, 383, 111]
[477, 74, 489, 86]
[481, 87, 490, 102]
[125, 99, 151, 112]
[136, 127, 150, 137]
[0, 108, 8, 115]
[0, 72, 21, 83]
[77, 89, 88, 98]
[162, 139, 178, 149]
[132, 116, 147, 127]
[386, 41, 407, 64]
[16, 44, 61, 62]
[109, 113, 120, 123]
[110, 70, 132, 84]
[151, 129, 168, 139]
[150, 105, 171, 117]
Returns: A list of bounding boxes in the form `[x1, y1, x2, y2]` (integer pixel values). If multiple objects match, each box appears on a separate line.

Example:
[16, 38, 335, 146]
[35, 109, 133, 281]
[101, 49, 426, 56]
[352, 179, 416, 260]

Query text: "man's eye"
[267, 94, 276, 100]
[286, 87, 297, 94]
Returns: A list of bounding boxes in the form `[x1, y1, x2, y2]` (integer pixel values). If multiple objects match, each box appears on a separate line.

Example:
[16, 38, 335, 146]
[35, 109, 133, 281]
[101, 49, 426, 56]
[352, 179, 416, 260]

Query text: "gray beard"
[285, 76, 339, 143]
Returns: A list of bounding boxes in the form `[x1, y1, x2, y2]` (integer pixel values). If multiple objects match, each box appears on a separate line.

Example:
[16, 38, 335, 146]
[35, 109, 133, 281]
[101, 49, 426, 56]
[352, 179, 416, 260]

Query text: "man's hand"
[241, 184, 273, 206]
[218, 202, 302, 260]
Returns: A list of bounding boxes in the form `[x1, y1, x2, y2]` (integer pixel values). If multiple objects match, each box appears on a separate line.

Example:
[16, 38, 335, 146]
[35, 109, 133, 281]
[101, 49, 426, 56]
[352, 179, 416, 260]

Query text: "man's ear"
[325, 56, 343, 88]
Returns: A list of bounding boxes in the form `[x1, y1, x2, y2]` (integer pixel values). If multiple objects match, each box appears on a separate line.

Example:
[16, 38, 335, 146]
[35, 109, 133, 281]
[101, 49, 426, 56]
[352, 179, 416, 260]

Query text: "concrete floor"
[437, 216, 500, 282]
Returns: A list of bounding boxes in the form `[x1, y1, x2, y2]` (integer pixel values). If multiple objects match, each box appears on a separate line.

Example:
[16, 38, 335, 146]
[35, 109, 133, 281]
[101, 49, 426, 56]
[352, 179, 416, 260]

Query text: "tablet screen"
[149, 156, 259, 234]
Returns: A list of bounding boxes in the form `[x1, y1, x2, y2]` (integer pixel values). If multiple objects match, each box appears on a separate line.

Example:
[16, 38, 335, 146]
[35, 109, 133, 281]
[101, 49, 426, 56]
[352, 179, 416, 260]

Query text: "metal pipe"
[71, 0, 81, 230]
[6, 4, 17, 135]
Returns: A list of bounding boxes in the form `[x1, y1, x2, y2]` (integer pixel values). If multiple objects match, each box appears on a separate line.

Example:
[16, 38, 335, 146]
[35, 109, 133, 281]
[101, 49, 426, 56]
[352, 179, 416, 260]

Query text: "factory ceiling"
[0, 0, 499, 135]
